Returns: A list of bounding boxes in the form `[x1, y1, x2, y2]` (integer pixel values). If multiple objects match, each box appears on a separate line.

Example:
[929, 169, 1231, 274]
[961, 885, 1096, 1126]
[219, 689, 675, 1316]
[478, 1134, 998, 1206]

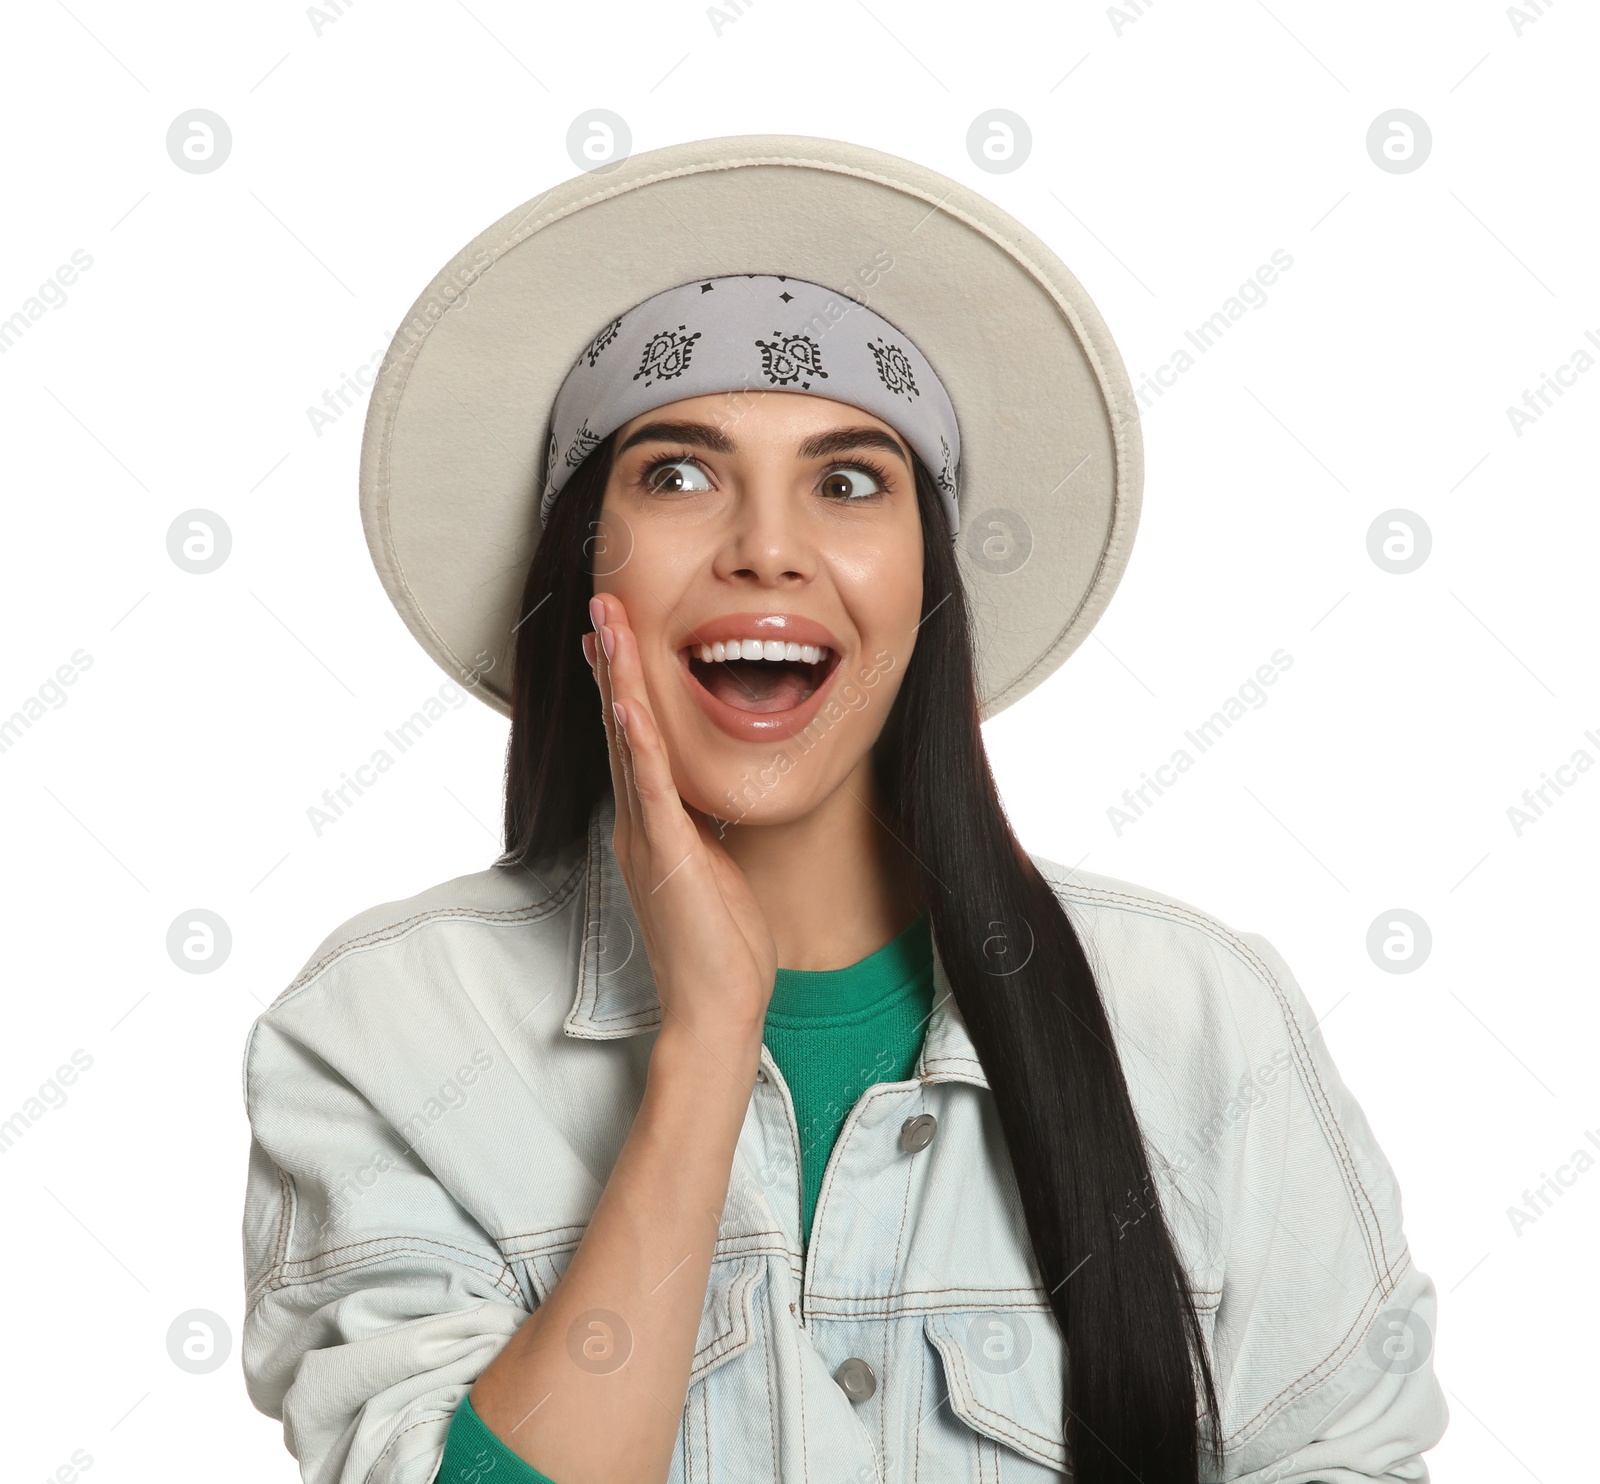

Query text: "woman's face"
[593, 390, 924, 827]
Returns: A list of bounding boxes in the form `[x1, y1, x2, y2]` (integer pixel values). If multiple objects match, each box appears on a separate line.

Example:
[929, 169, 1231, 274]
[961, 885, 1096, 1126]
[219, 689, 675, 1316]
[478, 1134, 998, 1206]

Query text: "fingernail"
[581, 632, 596, 666]
[612, 699, 628, 731]
[600, 625, 614, 660]
[589, 596, 604, 629]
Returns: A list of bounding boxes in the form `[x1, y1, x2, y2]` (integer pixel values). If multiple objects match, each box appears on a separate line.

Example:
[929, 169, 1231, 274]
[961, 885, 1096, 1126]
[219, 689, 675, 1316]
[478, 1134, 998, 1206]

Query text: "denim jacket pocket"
[689, 1251, 766, 1384]
[676, 1254, 772, 1484]
[920, 1288, 1222, 1480]
[922, 1307, 1068, 1477]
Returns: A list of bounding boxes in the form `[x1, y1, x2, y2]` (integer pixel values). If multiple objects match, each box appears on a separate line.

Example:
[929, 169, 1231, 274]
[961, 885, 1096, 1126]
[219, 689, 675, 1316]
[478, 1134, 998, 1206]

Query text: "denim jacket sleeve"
[1203, 929, 1448, 1483]
[1048, 867, 1449, 1481]
[240, 1002, 534, 1484]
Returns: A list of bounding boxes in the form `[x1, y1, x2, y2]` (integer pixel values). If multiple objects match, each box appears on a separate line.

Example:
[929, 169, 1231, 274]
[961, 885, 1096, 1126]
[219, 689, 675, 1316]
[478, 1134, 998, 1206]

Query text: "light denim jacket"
[240, 792, 1447, 1483]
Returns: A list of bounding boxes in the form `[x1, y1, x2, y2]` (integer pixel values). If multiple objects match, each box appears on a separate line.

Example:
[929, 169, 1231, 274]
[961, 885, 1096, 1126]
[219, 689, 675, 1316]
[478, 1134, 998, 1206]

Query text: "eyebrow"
[615, 419, 909, 468]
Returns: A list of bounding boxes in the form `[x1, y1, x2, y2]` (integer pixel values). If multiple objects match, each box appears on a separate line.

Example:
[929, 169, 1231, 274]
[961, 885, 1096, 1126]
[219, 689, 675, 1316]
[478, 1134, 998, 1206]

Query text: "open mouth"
[683, 639, 840, 716]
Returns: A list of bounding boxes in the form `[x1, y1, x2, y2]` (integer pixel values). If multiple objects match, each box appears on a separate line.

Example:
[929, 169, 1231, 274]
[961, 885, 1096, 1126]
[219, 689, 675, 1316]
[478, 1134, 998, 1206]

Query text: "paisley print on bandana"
[539, 274, 961, 536]
[564, 419, 601, 472]
[582, 316, 622, 368]
[633, 325, 703, 387]
[867, 337, 920, 400]
[754, 331, 829, 391]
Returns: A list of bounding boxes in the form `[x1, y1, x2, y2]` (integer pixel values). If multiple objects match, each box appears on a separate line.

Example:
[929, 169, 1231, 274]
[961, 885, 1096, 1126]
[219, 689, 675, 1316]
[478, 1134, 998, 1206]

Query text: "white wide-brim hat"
[359, 132, 1142, 720]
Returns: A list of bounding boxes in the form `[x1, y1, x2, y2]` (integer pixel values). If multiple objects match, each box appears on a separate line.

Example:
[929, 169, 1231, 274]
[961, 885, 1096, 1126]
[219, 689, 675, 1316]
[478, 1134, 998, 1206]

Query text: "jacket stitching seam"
[805, 1285, 1220, 1306]
[571, 810, 674, 1031]
[762, 1266, 781, 1481]
[364, 1407, 453, 1484]
[1224, 1245, 1412, 1447]
[688, 1257, 762, 1377]
[1058, 876, 1390, 1277]
[934, 1330, 1061, 1461]
[272, 1166, 294, 1284]
[1049, 875, 1395, 1286]
[807, 1084, 901, 1260]
[697, 1363, 709, 1483]
[274, 857, 584, 1008]
[577, 812, 602, 1025]
[276, 1231, 515, 1268]
[263, 1253, 521, 1304]
[810, 1284, 1055, 1301]
[257, 1241, 522, 1304]
[886, 1111, 918, 1472]
[492, 1222, 589, 1250]
[682, 1355, 702, 1482]
[244, 1168, 299, 1310]
[914, 1307, 926, 1484]
[573, 808, 667, 1032]
[497, 1230, 787, 1260]
[797, 1266, 812, 1484]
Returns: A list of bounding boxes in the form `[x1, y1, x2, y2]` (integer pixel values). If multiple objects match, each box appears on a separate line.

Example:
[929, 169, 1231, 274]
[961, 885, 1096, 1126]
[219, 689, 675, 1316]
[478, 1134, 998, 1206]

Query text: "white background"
[1, 0, 1594, 1479]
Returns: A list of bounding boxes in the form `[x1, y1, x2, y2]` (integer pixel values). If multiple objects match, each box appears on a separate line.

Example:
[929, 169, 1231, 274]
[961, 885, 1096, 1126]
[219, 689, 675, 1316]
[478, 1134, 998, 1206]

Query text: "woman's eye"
[641, 458, 713, 494]
[818, 465, 885, 501]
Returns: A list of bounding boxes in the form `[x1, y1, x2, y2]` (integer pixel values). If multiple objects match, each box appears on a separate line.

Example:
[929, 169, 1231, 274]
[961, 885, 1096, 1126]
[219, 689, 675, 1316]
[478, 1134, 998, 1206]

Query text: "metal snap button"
[899, 1113, 937, 1153]
[834, 1356, 877, 1402]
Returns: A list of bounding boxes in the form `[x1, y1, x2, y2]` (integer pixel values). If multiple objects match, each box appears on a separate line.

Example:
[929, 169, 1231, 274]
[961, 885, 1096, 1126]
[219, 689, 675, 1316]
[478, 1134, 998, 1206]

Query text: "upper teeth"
[697, 639, 829, 664]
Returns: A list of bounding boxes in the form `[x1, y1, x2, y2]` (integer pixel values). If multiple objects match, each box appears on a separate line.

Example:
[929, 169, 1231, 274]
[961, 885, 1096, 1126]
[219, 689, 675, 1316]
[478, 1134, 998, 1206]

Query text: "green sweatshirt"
[435, 911, 934, 1484]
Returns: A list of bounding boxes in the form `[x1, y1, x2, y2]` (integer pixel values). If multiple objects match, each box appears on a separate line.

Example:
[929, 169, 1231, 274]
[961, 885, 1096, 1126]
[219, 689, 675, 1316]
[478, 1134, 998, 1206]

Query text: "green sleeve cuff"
[436, 1391, 562, 1484]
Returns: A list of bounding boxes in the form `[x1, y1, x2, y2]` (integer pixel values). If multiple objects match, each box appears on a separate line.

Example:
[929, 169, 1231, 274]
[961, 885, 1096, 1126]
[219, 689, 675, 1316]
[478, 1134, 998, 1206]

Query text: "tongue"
[698, 658, 813, 714]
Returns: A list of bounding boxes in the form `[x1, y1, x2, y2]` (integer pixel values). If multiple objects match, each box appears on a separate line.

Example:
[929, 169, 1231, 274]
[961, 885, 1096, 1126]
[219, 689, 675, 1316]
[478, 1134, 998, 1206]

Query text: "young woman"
[241, 137, 1447, 1484]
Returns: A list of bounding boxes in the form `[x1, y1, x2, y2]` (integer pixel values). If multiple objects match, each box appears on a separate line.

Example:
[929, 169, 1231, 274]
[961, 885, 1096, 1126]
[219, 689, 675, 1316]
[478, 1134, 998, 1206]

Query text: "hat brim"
[359, 132, 1142, 721]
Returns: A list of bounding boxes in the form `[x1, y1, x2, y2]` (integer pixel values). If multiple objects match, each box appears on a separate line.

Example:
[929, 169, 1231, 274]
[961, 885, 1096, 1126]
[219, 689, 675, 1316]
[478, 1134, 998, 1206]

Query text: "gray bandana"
[539, 274, 961, 534]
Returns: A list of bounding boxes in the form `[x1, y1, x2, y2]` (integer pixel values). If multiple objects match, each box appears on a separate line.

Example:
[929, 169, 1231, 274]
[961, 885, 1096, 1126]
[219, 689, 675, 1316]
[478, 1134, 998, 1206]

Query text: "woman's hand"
[585, 591, 777, 1081]
[468, 590, 778, 1483]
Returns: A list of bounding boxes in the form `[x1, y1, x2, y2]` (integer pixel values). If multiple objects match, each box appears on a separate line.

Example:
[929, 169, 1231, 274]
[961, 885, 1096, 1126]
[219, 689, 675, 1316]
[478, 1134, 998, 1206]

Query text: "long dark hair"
[497, 431, 1222, 1482]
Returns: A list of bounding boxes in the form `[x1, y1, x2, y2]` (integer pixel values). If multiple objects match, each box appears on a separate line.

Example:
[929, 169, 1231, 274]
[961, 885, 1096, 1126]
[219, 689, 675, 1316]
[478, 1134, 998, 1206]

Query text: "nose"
[711, 474, 816, 589]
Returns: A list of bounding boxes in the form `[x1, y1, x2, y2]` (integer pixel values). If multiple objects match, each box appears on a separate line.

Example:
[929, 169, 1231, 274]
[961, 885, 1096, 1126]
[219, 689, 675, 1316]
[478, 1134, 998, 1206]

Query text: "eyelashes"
[830, 454, 893, 493]
[635, 452, 707, 494]
[632, 449, 893, 502]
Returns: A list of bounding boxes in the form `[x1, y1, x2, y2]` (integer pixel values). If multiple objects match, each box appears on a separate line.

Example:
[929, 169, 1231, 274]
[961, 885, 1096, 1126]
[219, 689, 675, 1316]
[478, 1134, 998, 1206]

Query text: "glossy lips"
[678, 612, 844, 742]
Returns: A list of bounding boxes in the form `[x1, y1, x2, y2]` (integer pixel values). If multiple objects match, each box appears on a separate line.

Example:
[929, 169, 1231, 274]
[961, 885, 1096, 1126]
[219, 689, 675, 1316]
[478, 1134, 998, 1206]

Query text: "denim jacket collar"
[561, 790, 990, 1091]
